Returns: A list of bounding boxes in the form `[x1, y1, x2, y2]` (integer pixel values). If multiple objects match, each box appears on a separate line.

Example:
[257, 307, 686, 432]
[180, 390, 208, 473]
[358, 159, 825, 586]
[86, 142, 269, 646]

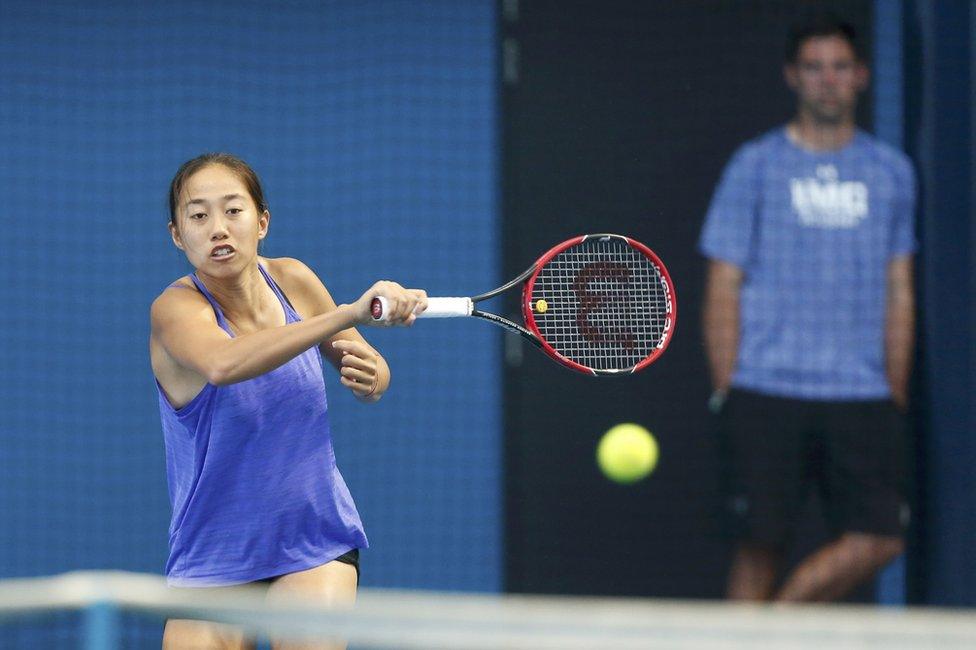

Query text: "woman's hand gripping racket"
[371, 234, 676, 375]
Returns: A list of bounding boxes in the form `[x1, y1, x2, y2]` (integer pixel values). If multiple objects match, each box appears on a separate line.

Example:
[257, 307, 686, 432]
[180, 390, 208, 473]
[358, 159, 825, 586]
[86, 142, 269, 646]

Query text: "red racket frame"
[520, 234, 677, 376]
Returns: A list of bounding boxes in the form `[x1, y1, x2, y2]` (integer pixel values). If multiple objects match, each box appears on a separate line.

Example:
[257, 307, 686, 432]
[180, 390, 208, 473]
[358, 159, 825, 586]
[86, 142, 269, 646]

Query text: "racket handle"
[370, 296, 473, 322]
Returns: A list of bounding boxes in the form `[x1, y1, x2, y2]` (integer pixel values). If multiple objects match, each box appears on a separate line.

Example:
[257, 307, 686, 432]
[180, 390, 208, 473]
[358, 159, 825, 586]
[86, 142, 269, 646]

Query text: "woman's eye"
[227, 208, 243, 215]
[189, 212, 207, 220]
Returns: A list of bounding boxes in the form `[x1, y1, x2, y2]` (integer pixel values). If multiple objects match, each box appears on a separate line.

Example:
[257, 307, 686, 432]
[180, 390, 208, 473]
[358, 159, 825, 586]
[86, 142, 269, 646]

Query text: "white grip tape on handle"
[422, 297, 474, 318]
[371, 296, 473, 321]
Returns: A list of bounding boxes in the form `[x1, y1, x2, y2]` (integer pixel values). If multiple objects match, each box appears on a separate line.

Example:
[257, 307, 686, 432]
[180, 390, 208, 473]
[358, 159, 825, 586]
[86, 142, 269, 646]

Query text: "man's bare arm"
[885, 255, 915, 411]
[703, 259, 744, 396]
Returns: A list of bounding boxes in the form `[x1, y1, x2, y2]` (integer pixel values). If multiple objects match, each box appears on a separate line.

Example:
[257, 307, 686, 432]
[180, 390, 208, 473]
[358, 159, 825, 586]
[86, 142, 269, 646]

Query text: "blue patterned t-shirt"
[699, 127, 917, 400]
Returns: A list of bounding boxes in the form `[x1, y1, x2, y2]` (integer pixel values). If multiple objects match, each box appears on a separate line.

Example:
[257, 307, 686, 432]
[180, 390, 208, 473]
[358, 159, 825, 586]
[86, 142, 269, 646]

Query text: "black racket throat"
[470, 263, 536, 303]
[470, 309, 543, 349]
[469, 262, 541, 348]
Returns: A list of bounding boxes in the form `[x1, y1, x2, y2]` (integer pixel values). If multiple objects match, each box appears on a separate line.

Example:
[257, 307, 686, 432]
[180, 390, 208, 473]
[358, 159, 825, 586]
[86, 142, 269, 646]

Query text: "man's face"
[784, 35, 868, 124]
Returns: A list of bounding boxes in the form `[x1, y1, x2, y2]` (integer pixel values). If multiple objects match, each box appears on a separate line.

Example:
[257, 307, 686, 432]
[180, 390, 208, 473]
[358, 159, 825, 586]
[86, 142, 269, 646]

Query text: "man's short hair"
[785, 10, 864, 63]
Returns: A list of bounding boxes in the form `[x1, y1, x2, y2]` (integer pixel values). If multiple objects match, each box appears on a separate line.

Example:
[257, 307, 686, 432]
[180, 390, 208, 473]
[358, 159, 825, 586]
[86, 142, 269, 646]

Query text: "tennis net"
[1, 571, 975, 649]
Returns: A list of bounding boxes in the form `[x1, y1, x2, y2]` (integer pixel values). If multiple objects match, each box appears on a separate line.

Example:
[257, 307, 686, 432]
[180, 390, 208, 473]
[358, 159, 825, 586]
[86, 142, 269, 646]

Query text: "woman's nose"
[209, 215, 229, 239]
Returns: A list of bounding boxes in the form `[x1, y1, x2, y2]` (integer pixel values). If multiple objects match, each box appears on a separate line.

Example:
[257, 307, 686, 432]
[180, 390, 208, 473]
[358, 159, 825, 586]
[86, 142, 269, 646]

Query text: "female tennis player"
[151, 153, 426, 649]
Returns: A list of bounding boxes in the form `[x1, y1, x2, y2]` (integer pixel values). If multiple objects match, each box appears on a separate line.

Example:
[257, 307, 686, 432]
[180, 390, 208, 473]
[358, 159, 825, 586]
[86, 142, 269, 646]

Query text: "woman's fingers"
[355, 282, 427, 327]
[340, 365, 373, 384]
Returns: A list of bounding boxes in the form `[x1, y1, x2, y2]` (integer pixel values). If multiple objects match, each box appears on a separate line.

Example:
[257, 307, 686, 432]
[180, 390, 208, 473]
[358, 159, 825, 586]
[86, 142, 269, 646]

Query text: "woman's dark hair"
[168, 153, 269, 227]
[785, 11, 863, 63]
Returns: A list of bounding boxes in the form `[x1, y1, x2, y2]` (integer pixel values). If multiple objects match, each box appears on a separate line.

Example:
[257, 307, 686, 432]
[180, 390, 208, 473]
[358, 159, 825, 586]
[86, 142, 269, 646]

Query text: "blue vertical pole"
[83, 602, 120, 650]
[872, 0, 906, 606]
[874, 0, 905, 147]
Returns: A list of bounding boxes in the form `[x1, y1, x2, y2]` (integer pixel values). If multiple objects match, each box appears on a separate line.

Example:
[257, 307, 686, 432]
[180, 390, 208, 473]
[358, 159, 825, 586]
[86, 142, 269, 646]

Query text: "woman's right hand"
[350, 281, 428, 326]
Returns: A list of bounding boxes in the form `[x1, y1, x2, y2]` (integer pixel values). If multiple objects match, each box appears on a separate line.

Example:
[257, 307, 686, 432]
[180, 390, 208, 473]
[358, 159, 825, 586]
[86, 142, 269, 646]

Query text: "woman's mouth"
[210, 245, 236, 260]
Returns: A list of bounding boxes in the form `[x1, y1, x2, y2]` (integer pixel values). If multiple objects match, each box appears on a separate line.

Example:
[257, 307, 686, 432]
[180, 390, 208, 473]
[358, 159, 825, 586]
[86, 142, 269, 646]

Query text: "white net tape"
[2, 572, 975, 649]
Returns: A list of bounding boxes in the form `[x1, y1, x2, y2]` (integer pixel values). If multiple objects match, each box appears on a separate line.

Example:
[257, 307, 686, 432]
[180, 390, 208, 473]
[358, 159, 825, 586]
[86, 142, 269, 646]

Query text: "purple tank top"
[157, 264, 367, 586]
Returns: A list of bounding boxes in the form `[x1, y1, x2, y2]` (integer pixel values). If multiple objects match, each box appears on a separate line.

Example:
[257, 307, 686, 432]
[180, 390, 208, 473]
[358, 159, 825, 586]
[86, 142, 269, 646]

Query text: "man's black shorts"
[718, 389, 909, 547]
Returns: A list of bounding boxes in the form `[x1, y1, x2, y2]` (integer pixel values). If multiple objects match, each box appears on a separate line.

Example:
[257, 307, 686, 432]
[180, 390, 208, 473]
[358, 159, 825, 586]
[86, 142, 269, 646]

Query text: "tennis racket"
[371, 233, 676, 376]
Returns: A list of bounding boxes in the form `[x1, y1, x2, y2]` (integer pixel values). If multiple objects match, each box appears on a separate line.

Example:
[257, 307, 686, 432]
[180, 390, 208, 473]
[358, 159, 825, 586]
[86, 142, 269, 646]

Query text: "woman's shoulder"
[260, 257, 330, 296]
[264, 255, 310, 276]
[263, 256, 324, 291]
[262, 257, 334, 315]
[154, 276, 198, 299]
[150, 276, 205, 317]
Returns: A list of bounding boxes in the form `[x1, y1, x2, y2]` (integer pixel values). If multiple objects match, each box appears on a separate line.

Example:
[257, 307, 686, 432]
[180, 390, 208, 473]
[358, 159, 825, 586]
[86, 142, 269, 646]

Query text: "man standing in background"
[699, 12, 916, 601]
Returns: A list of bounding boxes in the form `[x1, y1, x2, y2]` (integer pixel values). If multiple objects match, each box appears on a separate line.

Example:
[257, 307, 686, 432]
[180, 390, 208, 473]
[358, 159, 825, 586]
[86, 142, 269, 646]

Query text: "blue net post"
[873, 0, 907, 607]
[83, 602, 120, 650]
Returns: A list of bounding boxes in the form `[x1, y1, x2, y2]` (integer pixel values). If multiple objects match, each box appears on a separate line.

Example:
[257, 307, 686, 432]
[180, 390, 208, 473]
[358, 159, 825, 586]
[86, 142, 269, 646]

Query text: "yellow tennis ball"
[596, 423, 658, 484]
[536, 299, 548, 313]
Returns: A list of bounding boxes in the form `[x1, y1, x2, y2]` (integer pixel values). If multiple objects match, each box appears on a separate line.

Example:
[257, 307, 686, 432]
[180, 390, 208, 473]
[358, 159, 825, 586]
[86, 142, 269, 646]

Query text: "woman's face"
[169, 164, 269, 276]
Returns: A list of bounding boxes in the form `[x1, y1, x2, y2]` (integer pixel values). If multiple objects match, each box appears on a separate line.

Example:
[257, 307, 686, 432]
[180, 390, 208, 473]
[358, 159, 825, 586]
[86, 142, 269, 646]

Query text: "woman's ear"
[258, 210, 270, 240]
[169, 221, 185, 250]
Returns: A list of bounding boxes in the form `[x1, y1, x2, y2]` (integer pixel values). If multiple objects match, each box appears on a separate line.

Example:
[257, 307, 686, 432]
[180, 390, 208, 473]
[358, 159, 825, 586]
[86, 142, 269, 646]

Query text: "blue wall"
[0, 0, 500, 591]
[909, 0, 976, 606]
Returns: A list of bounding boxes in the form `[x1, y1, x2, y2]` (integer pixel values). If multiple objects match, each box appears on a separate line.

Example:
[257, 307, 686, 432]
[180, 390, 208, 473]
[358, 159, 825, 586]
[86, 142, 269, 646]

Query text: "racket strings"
[530, 238, 671, 371]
